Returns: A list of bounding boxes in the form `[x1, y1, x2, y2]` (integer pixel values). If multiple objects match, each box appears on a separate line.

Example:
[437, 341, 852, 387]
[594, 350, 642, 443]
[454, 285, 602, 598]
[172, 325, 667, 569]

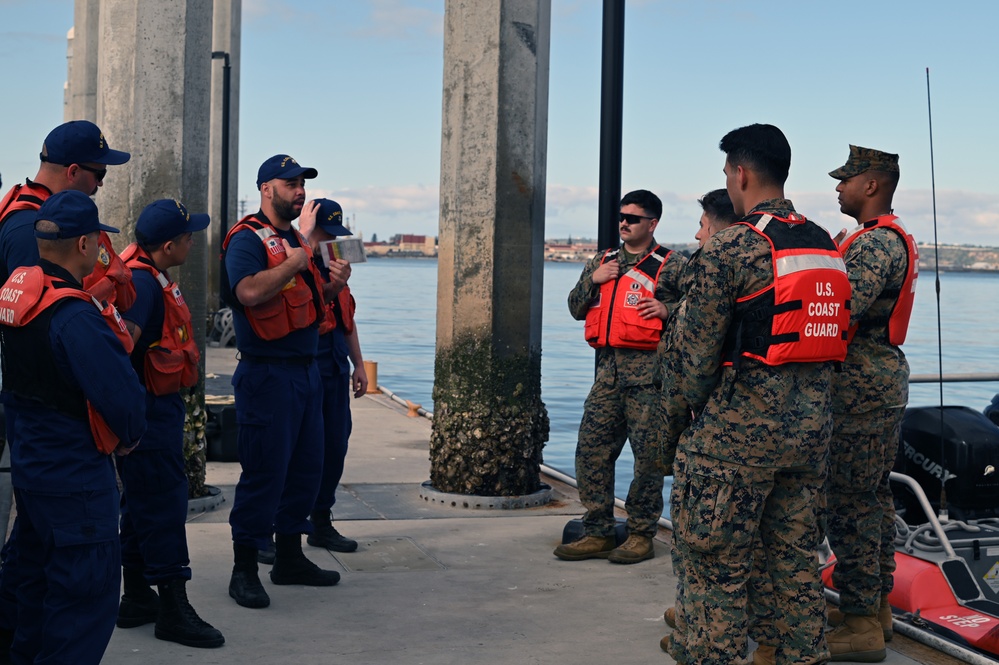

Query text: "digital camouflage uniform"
[658, 249, 699, 474]
[658, 251, 698, 658]
[666, 199, 835, 665]
[826, 226, 911, 616]
[568, 240, 684, 539]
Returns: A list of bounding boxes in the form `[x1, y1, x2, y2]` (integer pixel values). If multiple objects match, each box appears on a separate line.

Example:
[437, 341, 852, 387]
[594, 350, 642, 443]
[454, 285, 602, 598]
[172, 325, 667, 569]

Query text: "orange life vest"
[0, 180, 51, 223]
[723, 213, 851, 366]
[318, 284, 355, 336]
[838, 214, 918, 346]
[221, 214, 326, 341]
[83, 230, 135, 311]
[0, 265, 133, 454]
[583, 245, 672, 351]
[0, 183, 134, 310]
[121, 244, 200, 395]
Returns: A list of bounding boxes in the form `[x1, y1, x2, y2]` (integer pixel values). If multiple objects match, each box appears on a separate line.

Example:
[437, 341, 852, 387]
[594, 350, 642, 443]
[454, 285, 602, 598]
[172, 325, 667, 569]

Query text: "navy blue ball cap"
[35, 190, 119, 239]
[314, 198, 352, 236]
[40, 120, 130, 166]
[256, 154, 318, 189]
[136, 199, 211, 245]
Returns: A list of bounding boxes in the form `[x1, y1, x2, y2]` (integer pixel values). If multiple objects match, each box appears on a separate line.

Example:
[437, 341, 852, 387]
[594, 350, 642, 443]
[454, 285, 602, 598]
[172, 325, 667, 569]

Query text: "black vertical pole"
[212, 51, 231, 305]
[597, 0, 625, 252]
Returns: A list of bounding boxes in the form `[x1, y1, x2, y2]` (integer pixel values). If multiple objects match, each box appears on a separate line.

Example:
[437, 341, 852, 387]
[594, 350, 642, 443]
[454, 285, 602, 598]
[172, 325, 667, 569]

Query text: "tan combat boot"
[828, 598, 893, 642]
[664, 605, 677, 628]
[553, 535, 616, 561]
[607, 534, 654, 564]
[827, 614, 886, 662]
[877, 598, 893, 642]
[752, 644, 776, 665]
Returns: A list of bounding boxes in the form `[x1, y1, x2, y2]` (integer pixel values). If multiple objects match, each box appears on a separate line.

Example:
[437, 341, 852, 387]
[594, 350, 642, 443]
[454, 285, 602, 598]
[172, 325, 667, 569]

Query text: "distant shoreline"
[365, 253, 999, 273]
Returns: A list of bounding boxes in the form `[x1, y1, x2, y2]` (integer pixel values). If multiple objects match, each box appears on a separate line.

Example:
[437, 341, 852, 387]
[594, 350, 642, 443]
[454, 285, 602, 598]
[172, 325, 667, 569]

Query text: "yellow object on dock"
[363, 360, 381, 394]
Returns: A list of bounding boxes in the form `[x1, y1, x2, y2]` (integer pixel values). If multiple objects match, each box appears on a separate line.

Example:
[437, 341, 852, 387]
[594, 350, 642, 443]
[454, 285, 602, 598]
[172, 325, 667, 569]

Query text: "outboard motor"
[984, 393, 999, 428]
[895, 406, 999, 523]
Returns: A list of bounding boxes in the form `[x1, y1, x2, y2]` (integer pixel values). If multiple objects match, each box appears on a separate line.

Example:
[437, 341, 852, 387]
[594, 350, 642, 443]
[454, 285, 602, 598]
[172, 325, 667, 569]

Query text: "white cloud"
[308, 183, 439, 217]
[354, 0, 443, 40]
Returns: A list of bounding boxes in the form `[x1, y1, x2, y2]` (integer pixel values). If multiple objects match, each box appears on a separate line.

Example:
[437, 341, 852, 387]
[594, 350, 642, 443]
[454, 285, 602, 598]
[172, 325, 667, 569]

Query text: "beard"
[272, 193, 302, 222]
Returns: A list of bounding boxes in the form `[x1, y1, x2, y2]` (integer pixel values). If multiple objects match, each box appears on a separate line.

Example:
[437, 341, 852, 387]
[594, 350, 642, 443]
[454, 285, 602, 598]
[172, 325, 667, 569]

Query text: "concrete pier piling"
[430, 0, 552, 497]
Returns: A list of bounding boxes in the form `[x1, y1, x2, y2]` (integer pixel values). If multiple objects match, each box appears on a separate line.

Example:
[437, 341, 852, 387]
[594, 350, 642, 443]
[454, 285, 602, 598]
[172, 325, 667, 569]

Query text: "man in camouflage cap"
[822, 144, 917, 659]
[664, 124, 850, 664]
[828, 144, 899, 180]
[556, 189, 685, 565]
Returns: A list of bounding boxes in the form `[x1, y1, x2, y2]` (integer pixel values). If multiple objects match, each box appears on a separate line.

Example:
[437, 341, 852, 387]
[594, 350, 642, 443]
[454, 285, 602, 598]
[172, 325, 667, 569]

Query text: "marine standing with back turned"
[658, 189, 739, 654]
[665, 124, 850, 664]
[823, 145, 917, 661]
[555, 189, 684, 565]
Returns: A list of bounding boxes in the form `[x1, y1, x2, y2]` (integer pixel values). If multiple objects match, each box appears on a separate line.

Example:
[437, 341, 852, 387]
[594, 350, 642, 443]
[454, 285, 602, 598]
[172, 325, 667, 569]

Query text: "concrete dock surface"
[96, 347, 953, 664]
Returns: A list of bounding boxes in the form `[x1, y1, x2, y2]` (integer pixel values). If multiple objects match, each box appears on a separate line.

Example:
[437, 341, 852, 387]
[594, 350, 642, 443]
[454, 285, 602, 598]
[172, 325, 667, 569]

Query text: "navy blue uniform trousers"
[229, 359, 323, 550]
[116, 391, 190, 582]
[314, 369, 352, 514]
[11, 487, 120, 665]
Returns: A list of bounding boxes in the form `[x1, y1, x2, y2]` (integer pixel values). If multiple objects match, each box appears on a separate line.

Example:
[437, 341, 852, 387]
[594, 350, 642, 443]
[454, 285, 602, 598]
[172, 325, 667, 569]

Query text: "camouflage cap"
[828, 144, 899, 180]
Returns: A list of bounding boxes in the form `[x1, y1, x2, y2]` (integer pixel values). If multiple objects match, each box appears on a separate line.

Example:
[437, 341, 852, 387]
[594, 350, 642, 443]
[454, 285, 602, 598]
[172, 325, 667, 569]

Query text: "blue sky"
[1, 0, 998, 247]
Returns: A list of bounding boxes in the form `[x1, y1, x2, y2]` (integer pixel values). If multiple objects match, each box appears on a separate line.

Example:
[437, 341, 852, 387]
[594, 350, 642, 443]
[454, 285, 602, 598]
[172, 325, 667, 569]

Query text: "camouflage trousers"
[671, 449, 829, 664]
[825, 407, 904, 615]
[575, 380, 664, 538]
[668, 522, 691, 664]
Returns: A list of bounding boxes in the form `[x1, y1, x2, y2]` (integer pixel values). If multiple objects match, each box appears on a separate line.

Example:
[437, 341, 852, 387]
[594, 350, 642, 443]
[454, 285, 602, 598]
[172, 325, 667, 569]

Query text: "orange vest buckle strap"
[0, 265, 129, 454]
[838, 214, 918, 346]
[723, 214, 852, 367]
[222, 214, 326, 341]
[121, 244, 201, 395]
[583, 245, 671, 351]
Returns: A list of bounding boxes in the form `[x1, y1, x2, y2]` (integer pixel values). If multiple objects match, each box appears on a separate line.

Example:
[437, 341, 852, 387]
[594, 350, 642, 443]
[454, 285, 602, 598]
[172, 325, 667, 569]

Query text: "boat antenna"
[926, 67, 947, 521]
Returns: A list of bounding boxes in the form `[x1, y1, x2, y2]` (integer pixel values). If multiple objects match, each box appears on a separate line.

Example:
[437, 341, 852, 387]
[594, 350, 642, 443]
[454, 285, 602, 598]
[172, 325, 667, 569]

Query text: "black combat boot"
[155, 578, 225, 648]
[307, 510, 358, 552]
[270, 533, 340, 586]
[256, 534, 276, 565]
[228, 543, 270, 608]
[116, 567, 159, 628]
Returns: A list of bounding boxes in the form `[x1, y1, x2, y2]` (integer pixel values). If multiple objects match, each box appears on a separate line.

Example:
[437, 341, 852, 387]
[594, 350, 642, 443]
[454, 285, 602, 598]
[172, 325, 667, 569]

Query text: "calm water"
[349, 258, 999, 509]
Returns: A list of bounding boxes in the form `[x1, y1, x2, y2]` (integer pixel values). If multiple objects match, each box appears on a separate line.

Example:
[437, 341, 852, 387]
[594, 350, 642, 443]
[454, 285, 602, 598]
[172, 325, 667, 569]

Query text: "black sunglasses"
[620, 213, 655, 225]
[75, 163, 108, 181]
[40, 155, 108, 181]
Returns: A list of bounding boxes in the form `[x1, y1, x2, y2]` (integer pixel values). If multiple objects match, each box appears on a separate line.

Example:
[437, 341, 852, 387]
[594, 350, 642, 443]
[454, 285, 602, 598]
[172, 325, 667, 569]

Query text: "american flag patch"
[266, 238, 284, 256]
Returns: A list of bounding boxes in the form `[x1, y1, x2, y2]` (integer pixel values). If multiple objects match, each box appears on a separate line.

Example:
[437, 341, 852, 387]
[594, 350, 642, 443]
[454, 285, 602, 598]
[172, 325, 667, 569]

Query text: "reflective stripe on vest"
[222, 214, 326, 341]
[583, 245, 671, 351]
[723, 214, 851, 366]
